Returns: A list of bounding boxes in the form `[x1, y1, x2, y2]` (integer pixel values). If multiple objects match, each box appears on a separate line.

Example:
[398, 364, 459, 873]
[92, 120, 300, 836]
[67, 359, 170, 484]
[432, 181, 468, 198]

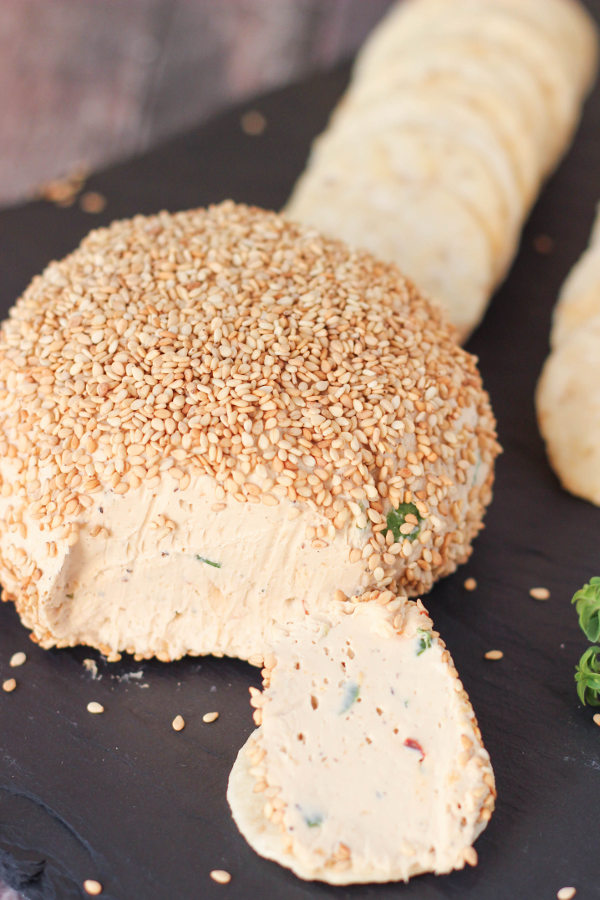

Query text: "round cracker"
[286, 168, 495, 341]
[345, 37, 547, 196]
[552, 244, 600, 347]
[357, 0, 595, 92]
[313, 89, 524, 272]
[537, 314, 600, 506]
[306, 122, 518, 281]
[355, 2, 583, 170]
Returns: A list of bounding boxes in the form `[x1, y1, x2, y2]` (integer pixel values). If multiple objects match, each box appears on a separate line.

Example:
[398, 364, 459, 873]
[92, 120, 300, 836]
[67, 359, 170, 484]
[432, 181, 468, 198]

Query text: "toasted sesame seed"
[172, 714, 185, 731]
[210, 869, 231, 885]
[463, 846, 478, 867]
[463, 578, 477, 591]
[86, 701, 104, 714]
[80, 191, 106, 214]
[240, 110, 266, 136]
[484, 650, 503, 661]
[557, 888, 576, 900]
[2, 678, 16, 692]
[203, 711, 219, 724]
[83, 880, 103, 896]
[533, 234, 555, 255]
[9, 651, 26, 667]
[529, 587, 550, 600]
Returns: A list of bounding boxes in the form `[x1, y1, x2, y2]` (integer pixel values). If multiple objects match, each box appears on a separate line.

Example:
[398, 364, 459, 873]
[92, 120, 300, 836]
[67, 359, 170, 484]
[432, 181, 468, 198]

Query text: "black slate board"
[2, 9, 600, 896]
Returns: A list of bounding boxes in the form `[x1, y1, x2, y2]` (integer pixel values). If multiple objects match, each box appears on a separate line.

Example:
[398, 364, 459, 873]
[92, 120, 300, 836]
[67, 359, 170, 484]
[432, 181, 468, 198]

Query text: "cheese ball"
[0, 202, 499, 661]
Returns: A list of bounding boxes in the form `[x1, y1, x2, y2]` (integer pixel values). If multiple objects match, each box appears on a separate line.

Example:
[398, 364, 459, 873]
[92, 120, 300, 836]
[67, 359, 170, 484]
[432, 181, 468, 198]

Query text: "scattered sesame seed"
[533, 234, 555, 255]
[86, 701, 104, 714]
[484, 650, 503, 661]
[557, 888, 576, 900]
[172, 714, 185, 731]
[80, 191, 106, 214]
[38, 164, 88, 206]
[463, 577, 477, 591]
[2, 678, 16, 692]
[240, 109, 266, 136]
[9, 651, 26, 667]
[210, 870, 231, 885]
[593, 713, 600, 727]
[83, 879, 103, 896]
[203, 711, 219, 724]
[529, 587, 550, 600]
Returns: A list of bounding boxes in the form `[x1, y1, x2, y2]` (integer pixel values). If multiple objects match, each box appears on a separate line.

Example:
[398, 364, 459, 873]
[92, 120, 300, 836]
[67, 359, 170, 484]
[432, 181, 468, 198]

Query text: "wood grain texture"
[0, 0, 393, 205]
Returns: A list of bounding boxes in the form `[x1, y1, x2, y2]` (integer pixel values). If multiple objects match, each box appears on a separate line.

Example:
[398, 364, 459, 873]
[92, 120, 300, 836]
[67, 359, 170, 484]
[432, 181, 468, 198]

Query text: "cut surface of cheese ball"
[0, 202, 499, 661]
[227, 591, 496, 884]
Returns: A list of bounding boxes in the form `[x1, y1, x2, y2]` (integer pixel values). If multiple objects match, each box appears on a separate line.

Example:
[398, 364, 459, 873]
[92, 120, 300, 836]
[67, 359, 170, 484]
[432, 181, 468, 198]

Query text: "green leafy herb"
[384, 502, 422, 543]
[339, 681, 360, 715]
[416, 628, 432, 656]
[305, 813, 323, 828]
[195, 555, 221, 568]
[575, 646, 600, 706]
[572, 577, 600, 642]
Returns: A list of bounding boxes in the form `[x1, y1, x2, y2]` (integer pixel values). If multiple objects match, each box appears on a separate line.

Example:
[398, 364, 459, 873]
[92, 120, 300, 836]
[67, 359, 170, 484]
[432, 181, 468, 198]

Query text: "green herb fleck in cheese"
[384, 503, 422, 543]
[195, 555, 222, 568]
[339, 681, 360, 715]
[416, 628, 432, 656]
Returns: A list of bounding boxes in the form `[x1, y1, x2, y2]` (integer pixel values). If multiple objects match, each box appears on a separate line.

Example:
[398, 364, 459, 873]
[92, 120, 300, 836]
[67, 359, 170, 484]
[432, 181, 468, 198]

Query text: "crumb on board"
[463, 577, 477, 591]
[172, 714, 185, 732]
[83, 879, 103, 896]
[533, 234, 555, 255]
[240, 109, 266, 136]
[210, 869, 231, 884]
[2, 678, 17, 693]
[83, 658, 100, 678]
[529, 587, 550, 600]
[484, 650, 504, 661]
[203, 711, 219, 724]
[9, 652, 26, 667]
[87, 701, 104, 715]
[593, 713, 600, 727]
[557, 887, 576, 900]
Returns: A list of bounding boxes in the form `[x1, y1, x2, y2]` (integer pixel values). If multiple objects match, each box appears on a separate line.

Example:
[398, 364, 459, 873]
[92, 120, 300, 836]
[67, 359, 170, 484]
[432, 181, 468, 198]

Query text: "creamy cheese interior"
[1, 473, 371, 660]
[228, 599, 494, 884]
[0, 404, 491, 661]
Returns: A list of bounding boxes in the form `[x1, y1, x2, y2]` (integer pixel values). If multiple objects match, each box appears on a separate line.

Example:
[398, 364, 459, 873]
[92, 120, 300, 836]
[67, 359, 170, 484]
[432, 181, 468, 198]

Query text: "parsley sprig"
[571, 576, 600, 642]
[572, 577, 600, 706]
[575, 646, 600, 706]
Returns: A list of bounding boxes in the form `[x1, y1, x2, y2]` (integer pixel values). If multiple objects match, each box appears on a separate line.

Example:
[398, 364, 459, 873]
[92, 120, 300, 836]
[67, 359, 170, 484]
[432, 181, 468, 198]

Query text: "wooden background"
[0, 0, 393, 207]
[0, 2, 392, 897]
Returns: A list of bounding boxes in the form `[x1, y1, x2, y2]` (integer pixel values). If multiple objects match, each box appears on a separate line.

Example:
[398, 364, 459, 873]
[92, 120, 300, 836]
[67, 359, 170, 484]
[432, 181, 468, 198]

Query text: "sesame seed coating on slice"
[0, 201, 499, 637]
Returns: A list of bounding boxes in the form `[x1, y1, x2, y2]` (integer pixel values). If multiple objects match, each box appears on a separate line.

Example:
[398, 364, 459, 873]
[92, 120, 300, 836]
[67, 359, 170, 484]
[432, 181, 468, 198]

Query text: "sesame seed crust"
[0, 202, 499, 650]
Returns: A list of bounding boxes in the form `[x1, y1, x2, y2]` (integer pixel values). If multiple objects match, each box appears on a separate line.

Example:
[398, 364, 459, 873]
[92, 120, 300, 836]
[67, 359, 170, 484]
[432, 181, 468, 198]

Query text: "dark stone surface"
[1, 21, 600, 897]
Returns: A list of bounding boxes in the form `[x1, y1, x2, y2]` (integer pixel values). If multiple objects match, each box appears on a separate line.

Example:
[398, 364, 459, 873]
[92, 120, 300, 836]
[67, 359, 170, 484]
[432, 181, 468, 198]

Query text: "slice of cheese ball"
[227, 590, 496, 884]
[0, 202, 499, 661]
